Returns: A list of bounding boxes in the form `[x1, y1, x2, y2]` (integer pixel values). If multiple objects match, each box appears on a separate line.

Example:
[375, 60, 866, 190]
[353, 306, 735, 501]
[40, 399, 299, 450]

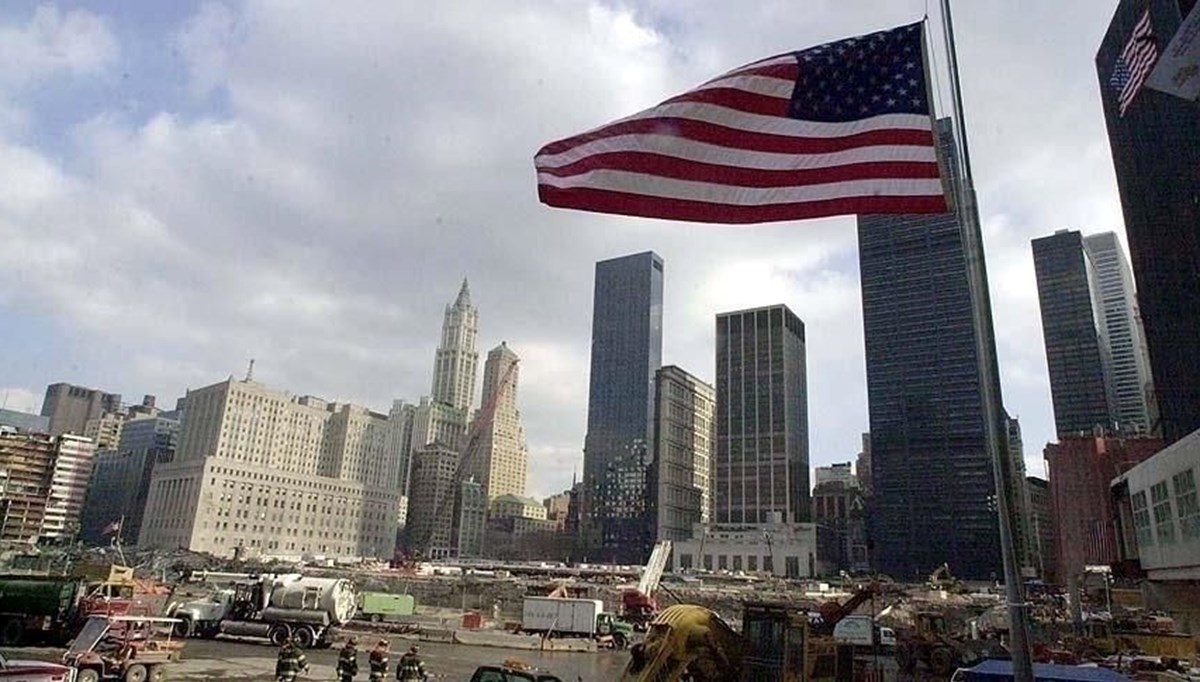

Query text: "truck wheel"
[269, 624, 292, 646]
[0, 619, 21, 646]
[77, 669, 101, 682]
[173, 617, 193, 638]
[293, 625, 316, 649]
[613, 633, 628, 650]
[148, 664, 166, 682]
[123, 663, 148, 682]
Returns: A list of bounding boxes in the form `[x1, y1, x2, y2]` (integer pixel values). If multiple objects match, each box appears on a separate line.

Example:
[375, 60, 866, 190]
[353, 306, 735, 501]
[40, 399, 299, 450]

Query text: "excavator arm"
[619, 605, 745, 682]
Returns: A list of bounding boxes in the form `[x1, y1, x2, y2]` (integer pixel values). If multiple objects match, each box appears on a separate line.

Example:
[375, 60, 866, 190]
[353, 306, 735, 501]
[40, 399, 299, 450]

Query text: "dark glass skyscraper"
[1098, 0, 1200, 444]
[714, 305, 810, 525]
[857, 119, 1002, 580]
[582, 251, 663, 564]
[1032, 230, 1113, 436]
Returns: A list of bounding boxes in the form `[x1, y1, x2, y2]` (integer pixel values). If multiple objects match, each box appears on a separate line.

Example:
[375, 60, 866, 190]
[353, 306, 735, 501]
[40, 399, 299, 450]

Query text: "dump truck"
[0, 567, 139, 645]
[520, 596, 633, 649]
[168, 574, 356, 649]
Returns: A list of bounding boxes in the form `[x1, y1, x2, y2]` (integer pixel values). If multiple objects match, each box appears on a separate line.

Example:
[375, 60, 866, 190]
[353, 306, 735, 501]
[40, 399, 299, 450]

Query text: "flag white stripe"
[558, 109, 934, 149]
[537, 170, 945, 206]
[701, 54, 797, 85]
[692, 74, 798, 99]
[537, 136, 938, 171]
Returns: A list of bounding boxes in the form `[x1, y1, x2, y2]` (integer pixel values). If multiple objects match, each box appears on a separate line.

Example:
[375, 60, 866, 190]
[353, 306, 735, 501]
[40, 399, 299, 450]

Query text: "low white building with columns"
[671, 514, 830, 578]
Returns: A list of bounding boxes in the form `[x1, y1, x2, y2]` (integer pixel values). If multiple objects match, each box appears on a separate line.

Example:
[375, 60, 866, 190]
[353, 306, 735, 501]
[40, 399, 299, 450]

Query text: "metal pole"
[937, 3, 1034, 682]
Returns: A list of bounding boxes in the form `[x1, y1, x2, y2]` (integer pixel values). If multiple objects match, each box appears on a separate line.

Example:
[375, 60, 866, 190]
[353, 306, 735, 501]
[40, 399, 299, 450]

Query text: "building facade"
[715, 305, 810, 526]
[1025, 477, 1057, 582]
[813, 480, 869, 573]
[0, 433, 57, 545]
[405, 443, 460, 559]
[80, 414, 180, 545]
[671, 518, 828, 578]
[1032, 230, 1114, 436]
[650, 366, 715, 543]
[1044, 435, 1162, 582]
[41, 435, 96, 542]
[856, 434, 873, 496]
[858, 119, 1003, 580]
[455, 479, 487, 558]
[84, 412, 127, 451]
[582, 251, 664, 564]
[815, 462, 857, 489]
[1083, 232, 1157, 434]
[0, 409, 49, 434]
[490, 494, 548, 521]
[431, 280, 480, 413]
[139, 379, 402, 559]
[472, 342, 529, 500]
[41, 383, 121, 437]
[1098, 0, 1200, 444]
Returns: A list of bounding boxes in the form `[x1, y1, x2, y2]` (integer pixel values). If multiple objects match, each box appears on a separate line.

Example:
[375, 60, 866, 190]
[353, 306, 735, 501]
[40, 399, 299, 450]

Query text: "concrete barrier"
[451, 630, 599, 653]
[419, 628, 456, 643]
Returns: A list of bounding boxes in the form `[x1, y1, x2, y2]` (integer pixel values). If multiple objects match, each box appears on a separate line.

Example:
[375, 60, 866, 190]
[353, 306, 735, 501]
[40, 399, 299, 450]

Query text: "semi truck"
[520, 597, 633, 649]
[168, 574, 357, 649]
[0, 567, 139, 645]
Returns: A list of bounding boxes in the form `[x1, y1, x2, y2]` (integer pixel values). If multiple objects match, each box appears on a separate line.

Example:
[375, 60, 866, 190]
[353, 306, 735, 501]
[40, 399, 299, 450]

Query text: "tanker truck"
[168, 574, 356, 649]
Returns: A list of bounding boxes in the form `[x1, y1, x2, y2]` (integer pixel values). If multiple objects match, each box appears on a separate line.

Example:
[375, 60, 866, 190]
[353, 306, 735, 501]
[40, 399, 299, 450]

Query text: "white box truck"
[834, 615, 896, 649]
[520, 597, 633, 648]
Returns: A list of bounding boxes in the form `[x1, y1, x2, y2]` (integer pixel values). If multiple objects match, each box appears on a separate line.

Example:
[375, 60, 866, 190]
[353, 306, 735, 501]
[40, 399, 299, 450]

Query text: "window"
[1132, 490, 1153, 548]
[763, 555, 774, 574]
[785, 556, 801, 578]
[747, 555, 758, 572]
[1151, 481, 1176, 545]
[733, 555, 743, 572]
[1173, 468, 1200, 541]
[702, 554, 712, 571]
[718, 554, 728, 571]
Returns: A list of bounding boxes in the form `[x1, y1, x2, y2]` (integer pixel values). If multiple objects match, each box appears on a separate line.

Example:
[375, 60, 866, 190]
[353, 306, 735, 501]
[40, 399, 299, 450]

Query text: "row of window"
[676, 552, 805, 577]
[1131, 466, 1200, 547]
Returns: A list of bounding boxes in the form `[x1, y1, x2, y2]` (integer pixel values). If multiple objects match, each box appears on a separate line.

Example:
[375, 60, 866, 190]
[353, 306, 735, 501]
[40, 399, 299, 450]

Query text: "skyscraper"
[582, 251, 663, 564]
[1098, 0, 1200, 444]
[40, 383, 121, 437]
[472, 342, 529, 500]
[1083, 232, 1157, 434]
[857, 118, 1002, 580]
[649, 365, 715, 542]
[431, 279, 480, 413]
[714, 305, 810, 525]
[1032, 230, 1113, 436]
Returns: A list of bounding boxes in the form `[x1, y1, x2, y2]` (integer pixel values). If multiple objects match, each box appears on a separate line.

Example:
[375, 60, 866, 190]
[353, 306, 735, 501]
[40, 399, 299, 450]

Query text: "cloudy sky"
[0, 1, 1129, 498]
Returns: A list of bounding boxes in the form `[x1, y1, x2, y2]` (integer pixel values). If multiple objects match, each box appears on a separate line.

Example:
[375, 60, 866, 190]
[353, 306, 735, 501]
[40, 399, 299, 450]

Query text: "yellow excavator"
[619, 601, 847, 682]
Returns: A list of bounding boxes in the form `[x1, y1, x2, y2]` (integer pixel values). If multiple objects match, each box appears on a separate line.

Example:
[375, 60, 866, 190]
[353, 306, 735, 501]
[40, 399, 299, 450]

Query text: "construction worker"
[337, 637, 360, 682]
[275, 638, 309, 682]
[396, 645, 428, 681]
[368, 639, 390, 682]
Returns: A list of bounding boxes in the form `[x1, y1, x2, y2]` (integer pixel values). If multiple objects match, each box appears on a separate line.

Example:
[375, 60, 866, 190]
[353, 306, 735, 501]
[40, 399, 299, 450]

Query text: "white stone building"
[41, 434, 96, 541]
[138, 379, 404, 559]
[671, 517, 827, 578]
[471, 342, 529, 499]
[431, 280, 479, 413]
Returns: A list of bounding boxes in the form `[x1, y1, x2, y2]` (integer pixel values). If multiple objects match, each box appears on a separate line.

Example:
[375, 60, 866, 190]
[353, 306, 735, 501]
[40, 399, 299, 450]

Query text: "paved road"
[7, 637, 628, 681]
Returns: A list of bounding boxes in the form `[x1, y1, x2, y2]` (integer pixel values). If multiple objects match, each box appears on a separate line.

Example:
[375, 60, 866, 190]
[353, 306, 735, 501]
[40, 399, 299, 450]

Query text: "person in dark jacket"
[368, 639, 390, 682]
[337, 637, 360, 682]
[396, 645, 428, 681]
[275, 639, 309, 682]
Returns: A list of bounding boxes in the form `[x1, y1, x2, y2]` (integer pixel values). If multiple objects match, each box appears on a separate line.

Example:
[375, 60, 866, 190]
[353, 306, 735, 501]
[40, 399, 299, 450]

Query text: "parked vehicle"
[63, 615, 185, 682]
[469, 660, 568, 682]
[356, 592, 414, 622]
[520, 597, 633, 649]
[0, 566, 140, 645]
[832, 614, 897, 649]
[0, 652, 75, 682]
[168, 574, 356, 649]
[950, 659, 1130, 682]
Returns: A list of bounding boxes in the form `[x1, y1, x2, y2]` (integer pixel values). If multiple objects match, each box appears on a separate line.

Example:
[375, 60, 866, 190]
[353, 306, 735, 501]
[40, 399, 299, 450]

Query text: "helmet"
[377, 639, 389, 647]
[409, 645, 419, 654]
[347, 637, 359, 646]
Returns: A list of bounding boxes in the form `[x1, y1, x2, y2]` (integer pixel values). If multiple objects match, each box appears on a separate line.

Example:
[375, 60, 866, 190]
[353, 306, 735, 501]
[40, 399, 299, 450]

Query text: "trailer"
[520, 597, 632, 649]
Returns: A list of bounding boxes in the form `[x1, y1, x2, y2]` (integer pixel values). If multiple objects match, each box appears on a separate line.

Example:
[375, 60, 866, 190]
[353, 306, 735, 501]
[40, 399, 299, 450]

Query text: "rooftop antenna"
[244, 358, 255, 383]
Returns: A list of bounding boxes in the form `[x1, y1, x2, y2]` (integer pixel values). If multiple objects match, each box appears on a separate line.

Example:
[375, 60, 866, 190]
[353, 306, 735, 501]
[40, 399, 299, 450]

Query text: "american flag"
[534, 22, 948, 225]
[1110, 9, 1158, 116]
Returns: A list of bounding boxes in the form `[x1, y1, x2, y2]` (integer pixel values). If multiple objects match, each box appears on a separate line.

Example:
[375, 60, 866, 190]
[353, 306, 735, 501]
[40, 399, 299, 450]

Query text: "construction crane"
[620, 540, 672, 630]
[412, 359, 520, 558]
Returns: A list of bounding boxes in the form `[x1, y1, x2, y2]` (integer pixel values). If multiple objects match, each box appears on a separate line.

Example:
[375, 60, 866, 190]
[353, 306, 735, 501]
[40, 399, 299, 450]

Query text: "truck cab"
[595, 613, 633, 649]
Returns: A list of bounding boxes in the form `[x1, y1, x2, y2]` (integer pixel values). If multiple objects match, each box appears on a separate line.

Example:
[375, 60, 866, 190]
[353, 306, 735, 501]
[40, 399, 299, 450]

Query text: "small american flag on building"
[534, 22, 949, 225]
[1110, 8, 1159, 116]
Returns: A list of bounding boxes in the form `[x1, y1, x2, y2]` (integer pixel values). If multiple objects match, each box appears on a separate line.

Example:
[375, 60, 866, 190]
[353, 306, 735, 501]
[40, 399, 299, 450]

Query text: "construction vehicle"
[809, 583, 880, 636]
[895, 611, 1002, 678]
[619, 540, 671, 631]
[520, 596, 633, 649]
[1063, 617, 1197, 660]
[167, 574, 356, 648]
[619, 601, 847, 682]
[832, 614, 897, 650]
[0, 565, 142, 645]
[928, 563, 969, 593]
[63, 615, 185, 682]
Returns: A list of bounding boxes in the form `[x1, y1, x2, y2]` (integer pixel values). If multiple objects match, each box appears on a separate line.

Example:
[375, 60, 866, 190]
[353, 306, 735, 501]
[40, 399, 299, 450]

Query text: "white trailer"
[522, 597, 603, 636]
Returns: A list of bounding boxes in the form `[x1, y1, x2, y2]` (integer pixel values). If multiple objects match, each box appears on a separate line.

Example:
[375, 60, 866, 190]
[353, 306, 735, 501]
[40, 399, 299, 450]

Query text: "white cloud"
[0, 1, 1130, 497]
[0, 388, 40, 414]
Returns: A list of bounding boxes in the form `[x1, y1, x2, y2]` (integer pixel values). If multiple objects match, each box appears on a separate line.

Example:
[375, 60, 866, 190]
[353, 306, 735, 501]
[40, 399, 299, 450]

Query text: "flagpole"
[938, 2, 1034, 681]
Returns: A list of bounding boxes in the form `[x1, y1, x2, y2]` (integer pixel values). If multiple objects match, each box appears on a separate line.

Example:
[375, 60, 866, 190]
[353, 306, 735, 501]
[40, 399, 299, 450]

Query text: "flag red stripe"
[538, 185, 948, 224]
[702, 62, 800, 87]
[538, 153, 942, 188]
[658, 87, 794, 118]
[537, 117, 936, 158]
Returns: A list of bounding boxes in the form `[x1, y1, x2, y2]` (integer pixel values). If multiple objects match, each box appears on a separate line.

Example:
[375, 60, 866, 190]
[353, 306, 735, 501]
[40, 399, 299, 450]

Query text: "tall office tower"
[582, 251, 664, 564]
[714, 305, 810, 525]
[139, 378, 403, 558]
[405, 443, 460, 558]
[472, 342, 529, 499]
[1005, 416, 1036, 574]
[1032, 230, 1114, 436]
[431, 280, 480, 413]
[80, 413, 180, 545]
[649, 365, 715, 542]
[41, 383, 121, 437]
[1084, 232, 1158, 434]
[1098, 0, 1200, 444]
[857, 118, 1002, 579]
